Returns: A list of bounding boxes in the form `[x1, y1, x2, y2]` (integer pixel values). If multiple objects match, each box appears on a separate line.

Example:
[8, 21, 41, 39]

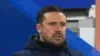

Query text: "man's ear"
[36, 24, 42, 33]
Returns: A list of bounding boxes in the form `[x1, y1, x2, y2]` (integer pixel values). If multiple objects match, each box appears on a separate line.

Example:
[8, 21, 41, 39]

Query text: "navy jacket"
[13, 35, 83, 56]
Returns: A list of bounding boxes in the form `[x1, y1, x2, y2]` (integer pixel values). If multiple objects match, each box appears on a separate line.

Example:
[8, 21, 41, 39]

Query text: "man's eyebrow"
[48, 22, 66, 24]
[48, 22, 57, 23]
[60, 22, 66, 23]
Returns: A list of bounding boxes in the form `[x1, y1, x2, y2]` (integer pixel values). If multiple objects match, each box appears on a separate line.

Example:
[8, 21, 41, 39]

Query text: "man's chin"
[51, 41, 65, 47]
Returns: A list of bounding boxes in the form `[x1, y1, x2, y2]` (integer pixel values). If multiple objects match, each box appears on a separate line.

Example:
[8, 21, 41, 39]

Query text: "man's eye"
[61, 23, 66, 26]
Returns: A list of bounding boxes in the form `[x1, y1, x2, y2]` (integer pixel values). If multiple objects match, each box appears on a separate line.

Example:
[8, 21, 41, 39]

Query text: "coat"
[13, 34, 83, 56]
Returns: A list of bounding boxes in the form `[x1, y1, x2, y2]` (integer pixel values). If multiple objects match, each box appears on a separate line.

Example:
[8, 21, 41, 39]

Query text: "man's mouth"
[54, 33, 62, 37]
[56, 35, 62, 37]
[54, 34, 63, 40]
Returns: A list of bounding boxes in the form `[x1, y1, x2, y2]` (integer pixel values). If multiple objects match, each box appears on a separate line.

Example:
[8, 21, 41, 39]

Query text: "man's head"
[36, 6, 67, 47]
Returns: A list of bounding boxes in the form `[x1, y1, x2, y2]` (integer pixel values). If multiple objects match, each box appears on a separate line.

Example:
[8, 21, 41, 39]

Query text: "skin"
[36, 12, 67, 47]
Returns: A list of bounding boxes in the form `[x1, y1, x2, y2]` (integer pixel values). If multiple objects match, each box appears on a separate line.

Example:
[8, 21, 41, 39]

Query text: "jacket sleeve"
[13, 52, 22, 56]
[13, 50, 33, 56]
[68, 48, 83, 56]
[72, 50, 83, 56]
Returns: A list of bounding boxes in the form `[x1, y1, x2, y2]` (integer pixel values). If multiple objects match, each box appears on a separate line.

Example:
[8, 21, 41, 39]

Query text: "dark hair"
[36, 6, 64, 24]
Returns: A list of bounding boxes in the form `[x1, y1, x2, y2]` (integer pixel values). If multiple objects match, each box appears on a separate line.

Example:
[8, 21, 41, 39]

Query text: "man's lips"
[54, 35, 63, 40]
[54, 34, 62, 37]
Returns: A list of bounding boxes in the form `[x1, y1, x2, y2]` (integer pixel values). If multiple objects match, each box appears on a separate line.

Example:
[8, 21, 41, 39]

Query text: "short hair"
[36, 6, 64, 24]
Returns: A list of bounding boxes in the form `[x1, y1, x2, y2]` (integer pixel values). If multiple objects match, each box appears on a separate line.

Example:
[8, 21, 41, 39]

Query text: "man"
[13, 6, 83, 56]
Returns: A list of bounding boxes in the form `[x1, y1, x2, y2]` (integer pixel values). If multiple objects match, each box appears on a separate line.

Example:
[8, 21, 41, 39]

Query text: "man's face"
[37, 12, 67, 46]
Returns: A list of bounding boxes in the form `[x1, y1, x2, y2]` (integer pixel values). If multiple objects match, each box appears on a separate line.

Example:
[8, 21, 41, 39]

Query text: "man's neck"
[35, 35, 67, 51]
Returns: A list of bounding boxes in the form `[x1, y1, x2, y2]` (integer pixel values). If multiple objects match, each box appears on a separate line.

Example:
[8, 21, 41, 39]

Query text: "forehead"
[44, 12, 66, 22]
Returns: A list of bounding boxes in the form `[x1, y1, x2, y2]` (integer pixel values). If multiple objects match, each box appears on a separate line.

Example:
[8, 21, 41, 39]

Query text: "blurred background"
[64, 6, 95, 47]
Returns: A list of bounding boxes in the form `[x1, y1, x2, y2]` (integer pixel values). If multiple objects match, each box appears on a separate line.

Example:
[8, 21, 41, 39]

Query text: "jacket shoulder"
[71, 50, 83, 56]
[13, 50, 33, 56]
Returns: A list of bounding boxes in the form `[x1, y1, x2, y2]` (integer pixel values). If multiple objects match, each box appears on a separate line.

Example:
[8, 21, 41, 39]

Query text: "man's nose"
[56, 24, 62, 31]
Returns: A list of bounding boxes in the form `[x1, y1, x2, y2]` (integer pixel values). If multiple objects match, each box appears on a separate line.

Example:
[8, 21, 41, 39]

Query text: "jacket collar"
[24, 34, 68, 52]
